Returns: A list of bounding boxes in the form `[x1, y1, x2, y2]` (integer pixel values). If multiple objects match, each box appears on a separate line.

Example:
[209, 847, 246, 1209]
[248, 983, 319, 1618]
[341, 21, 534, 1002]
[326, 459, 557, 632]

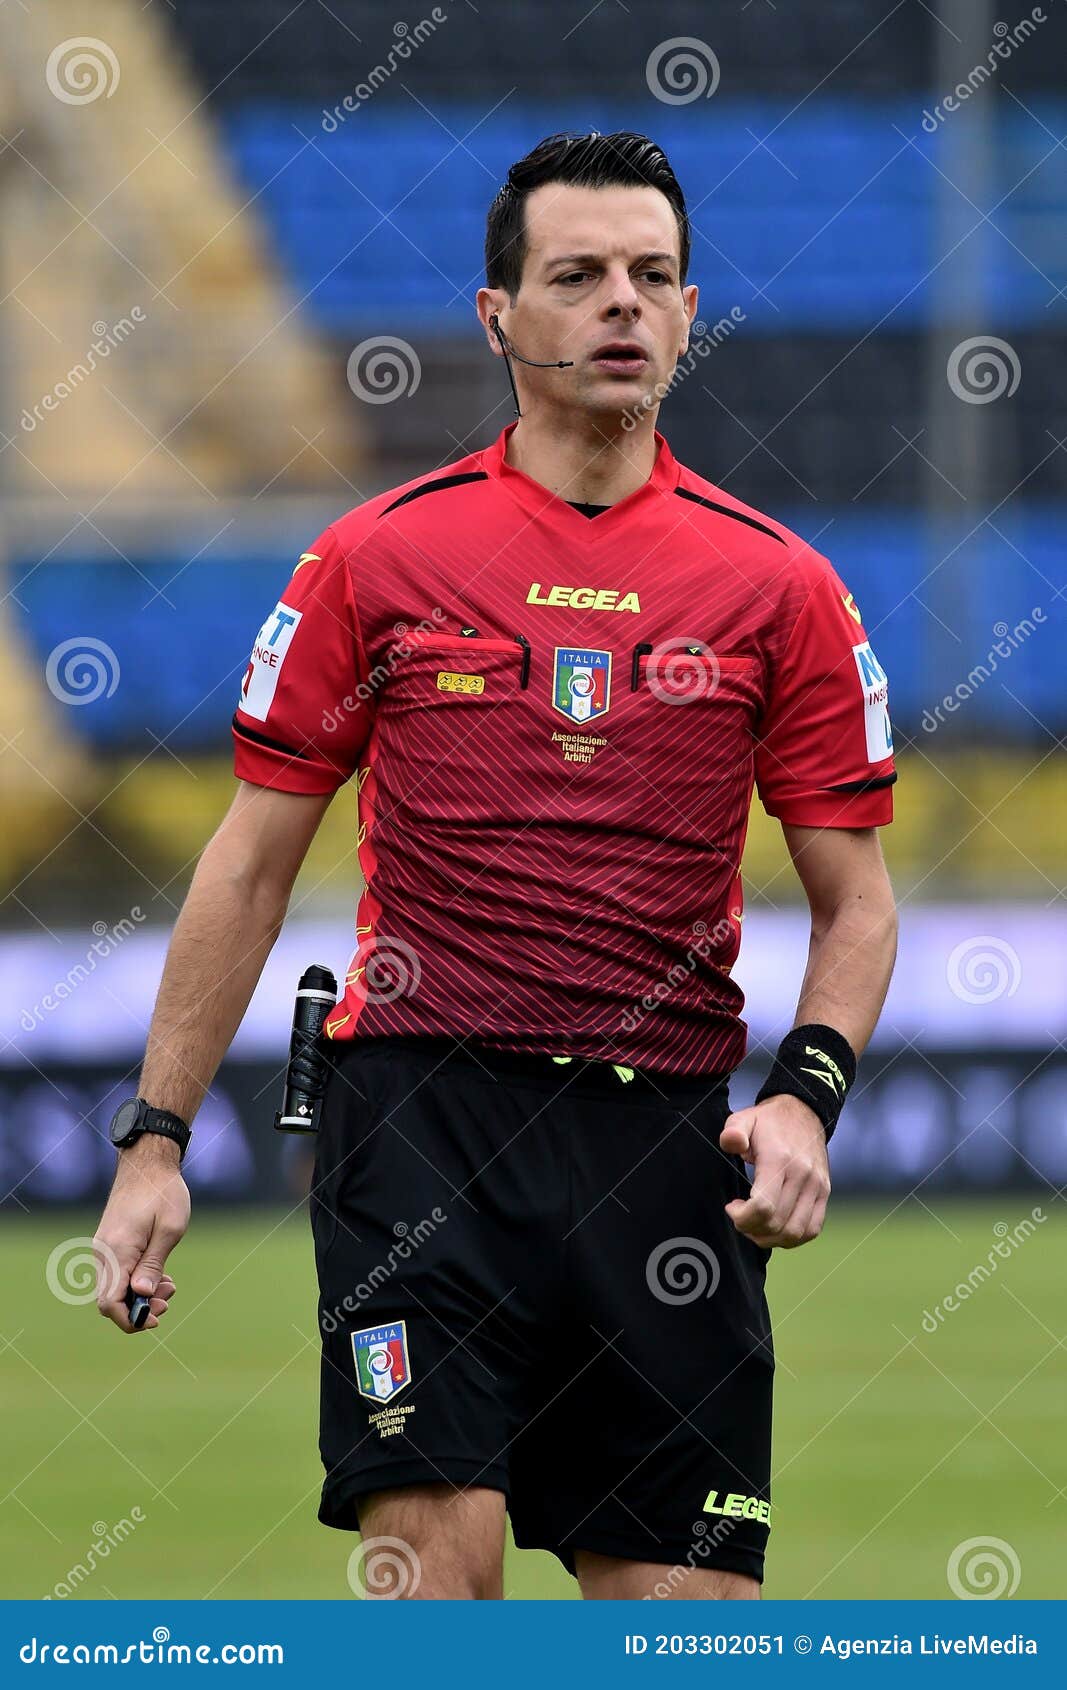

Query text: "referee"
[93, 132, 898, 1600]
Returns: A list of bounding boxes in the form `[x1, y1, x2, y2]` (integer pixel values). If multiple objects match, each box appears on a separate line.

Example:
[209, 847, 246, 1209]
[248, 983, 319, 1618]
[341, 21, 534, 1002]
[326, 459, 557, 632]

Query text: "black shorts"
[310, 1035, 774, 1583]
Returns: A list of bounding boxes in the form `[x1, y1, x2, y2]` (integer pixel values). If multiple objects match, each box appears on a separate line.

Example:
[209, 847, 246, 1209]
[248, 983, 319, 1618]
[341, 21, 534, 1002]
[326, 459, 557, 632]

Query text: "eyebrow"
[541, 250, 678, 273]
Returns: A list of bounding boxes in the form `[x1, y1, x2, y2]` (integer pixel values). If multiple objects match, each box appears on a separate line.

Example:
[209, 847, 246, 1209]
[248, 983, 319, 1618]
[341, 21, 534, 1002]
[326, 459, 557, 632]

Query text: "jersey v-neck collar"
[479, 423, 680, 537]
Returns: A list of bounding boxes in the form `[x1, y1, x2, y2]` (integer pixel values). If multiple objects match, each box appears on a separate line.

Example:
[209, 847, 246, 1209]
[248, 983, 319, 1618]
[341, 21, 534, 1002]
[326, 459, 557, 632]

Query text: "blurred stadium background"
[1, 0, 1064, 1600]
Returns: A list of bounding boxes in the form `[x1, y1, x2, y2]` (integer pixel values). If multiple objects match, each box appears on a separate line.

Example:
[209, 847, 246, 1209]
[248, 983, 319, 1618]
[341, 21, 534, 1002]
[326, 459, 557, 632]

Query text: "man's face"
[487, 182, 698, 420]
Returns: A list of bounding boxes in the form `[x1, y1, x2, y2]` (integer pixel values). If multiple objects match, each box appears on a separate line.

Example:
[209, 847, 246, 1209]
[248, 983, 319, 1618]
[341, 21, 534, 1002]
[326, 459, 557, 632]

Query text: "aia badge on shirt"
[553, 647, 612, 724]
[852, 640, 893, 762]
[352, 1322, 411, 1404]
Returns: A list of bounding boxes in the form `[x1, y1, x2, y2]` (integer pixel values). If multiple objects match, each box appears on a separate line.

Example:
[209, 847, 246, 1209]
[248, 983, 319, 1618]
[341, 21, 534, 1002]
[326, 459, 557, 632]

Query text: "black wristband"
[754, 1024, 857, 1142]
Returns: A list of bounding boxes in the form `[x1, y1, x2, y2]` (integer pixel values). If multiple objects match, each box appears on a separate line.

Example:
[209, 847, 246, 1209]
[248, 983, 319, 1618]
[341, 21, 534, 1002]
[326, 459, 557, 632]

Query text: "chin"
[577, 377, 659, 419]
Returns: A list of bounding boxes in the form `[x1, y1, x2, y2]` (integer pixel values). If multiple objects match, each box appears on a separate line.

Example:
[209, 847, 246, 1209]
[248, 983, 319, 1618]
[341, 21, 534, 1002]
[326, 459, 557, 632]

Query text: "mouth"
[590, 341, 650, 376]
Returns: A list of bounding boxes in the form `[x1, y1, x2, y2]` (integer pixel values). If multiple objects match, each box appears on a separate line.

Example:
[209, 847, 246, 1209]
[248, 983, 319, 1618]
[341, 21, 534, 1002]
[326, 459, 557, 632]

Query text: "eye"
[640, 269, 671, 286]
[555, 270, 593, 286]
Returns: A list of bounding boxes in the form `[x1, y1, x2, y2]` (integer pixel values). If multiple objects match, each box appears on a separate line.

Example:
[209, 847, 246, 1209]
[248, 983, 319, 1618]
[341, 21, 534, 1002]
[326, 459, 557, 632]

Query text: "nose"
[602, 263, 641, 320]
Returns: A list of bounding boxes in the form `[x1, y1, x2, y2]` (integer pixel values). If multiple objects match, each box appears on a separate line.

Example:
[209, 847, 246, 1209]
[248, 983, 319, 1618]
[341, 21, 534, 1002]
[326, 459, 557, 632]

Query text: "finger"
[769, 1160, 815, 1242]
[756, 1168, 830, 1249]
[808, 1185, 830, 1240]
[773, 1185, 820, 1249]
[130, 1223, 181, 1298]
[719, 1108, 757, 1161]
[725, 1162, 787, 1238]
[95, 1237, 141, 1329]
[729, 1164, 805, 1245]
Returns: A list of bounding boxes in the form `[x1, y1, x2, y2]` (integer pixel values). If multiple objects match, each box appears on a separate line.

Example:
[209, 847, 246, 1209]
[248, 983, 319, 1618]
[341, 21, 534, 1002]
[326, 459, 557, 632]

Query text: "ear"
[679, 284, 699, 356]
[476, 287, 508, 354]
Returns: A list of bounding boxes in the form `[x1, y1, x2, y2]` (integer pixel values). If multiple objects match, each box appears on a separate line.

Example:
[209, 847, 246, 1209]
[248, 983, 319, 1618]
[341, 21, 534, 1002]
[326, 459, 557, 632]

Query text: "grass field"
[2, 1200, 1063, 1601]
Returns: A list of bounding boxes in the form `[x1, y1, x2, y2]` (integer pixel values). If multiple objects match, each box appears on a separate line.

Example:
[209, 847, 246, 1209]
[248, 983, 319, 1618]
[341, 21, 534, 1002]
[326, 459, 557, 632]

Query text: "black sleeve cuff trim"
[824, 771, 898, 795]
[232, 712, 312, 762]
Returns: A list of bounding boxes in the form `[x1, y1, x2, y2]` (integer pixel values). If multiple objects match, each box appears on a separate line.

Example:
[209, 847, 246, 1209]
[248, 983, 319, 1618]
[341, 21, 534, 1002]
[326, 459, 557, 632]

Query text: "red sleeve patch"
[232, 525, 372, 794]
[754, 561, 895, 828]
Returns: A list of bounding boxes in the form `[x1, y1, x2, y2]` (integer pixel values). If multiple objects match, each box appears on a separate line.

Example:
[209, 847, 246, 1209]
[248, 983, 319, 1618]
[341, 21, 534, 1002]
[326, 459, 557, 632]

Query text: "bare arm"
[94, 781, 334, 1331]
[720, 825, 898, 1248]
[781, 823, 898, 1053]
[138, 780, 334, 1122]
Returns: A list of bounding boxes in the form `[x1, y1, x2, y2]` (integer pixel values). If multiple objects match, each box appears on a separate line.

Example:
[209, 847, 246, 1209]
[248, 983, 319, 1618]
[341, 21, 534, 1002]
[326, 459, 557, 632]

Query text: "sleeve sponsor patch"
[852, 640, 893, 762]
[239, 601, 303, 722]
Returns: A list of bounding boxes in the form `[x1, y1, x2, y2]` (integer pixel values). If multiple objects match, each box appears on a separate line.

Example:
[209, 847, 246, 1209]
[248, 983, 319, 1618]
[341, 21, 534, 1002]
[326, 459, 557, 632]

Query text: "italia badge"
[552, 647, 612, 724]
[352, 1321, 411, 1404]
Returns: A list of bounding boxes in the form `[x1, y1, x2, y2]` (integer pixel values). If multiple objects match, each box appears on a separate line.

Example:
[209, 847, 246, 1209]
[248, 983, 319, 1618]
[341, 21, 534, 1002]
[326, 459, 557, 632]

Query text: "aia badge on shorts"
[352, 1321, 411, 1404]
[553, 647, 612, 724]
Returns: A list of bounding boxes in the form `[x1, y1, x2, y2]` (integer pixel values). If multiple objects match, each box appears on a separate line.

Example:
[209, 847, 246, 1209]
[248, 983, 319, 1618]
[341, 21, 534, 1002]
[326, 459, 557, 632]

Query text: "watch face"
[109, 1098, 141, 1145]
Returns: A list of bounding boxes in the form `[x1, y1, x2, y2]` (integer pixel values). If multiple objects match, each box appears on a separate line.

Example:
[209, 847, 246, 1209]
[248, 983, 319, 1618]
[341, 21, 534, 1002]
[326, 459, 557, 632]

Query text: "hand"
[719, 1094, 831, 1249]
[94, 1135, 190, 1332]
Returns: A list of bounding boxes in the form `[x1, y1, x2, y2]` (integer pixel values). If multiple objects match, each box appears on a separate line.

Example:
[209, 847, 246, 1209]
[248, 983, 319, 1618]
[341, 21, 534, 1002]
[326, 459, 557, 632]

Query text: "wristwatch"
[108, 1097, 191, 1162]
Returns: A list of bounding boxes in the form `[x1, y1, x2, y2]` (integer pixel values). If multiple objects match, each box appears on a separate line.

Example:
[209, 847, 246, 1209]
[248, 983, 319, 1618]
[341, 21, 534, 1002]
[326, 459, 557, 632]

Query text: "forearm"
[794, 886, 897, 1055]
[138, 851, 289, 1124]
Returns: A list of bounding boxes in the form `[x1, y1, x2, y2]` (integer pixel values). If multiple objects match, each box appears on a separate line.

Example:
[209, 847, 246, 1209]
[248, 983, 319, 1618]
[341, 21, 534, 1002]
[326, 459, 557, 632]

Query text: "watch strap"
[112, 1096, 191, 1160]
[138, 1102, 191, 1159]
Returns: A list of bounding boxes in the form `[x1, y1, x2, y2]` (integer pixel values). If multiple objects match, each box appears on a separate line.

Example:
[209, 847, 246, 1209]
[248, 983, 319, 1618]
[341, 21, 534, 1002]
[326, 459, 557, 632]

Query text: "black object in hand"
[124, 1285, 151, 1331]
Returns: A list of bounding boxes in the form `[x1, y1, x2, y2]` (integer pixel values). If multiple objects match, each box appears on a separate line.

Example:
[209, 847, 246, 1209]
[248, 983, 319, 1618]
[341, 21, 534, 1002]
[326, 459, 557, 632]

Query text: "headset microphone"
[489, 314, 574, 418]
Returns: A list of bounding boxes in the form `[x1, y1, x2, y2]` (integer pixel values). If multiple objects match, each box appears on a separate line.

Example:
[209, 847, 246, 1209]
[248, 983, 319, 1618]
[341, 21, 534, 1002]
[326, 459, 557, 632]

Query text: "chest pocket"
[629, 643, 765, 812]
[632, 642, 763, 710]
[382, 630, 529, 706]
[373, 631, 532, 811]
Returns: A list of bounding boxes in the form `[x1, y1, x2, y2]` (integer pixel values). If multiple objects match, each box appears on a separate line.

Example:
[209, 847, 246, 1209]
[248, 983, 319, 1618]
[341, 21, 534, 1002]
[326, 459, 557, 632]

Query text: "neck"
[504, 410, 659, 507]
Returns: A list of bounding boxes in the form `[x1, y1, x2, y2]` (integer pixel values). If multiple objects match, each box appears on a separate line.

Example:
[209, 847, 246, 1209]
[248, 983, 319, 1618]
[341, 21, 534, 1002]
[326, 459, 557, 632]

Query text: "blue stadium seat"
[221, 102, 1067, 332]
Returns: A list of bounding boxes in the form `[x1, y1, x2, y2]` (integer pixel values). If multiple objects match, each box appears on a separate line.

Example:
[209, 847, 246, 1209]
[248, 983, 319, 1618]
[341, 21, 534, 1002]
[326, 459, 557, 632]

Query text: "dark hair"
[485, 131, 691, 299]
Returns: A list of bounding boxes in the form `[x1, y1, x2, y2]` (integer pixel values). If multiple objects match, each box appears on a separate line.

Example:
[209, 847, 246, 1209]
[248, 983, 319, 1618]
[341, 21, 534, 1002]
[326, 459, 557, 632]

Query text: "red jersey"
[233, 426, 895, 1076]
